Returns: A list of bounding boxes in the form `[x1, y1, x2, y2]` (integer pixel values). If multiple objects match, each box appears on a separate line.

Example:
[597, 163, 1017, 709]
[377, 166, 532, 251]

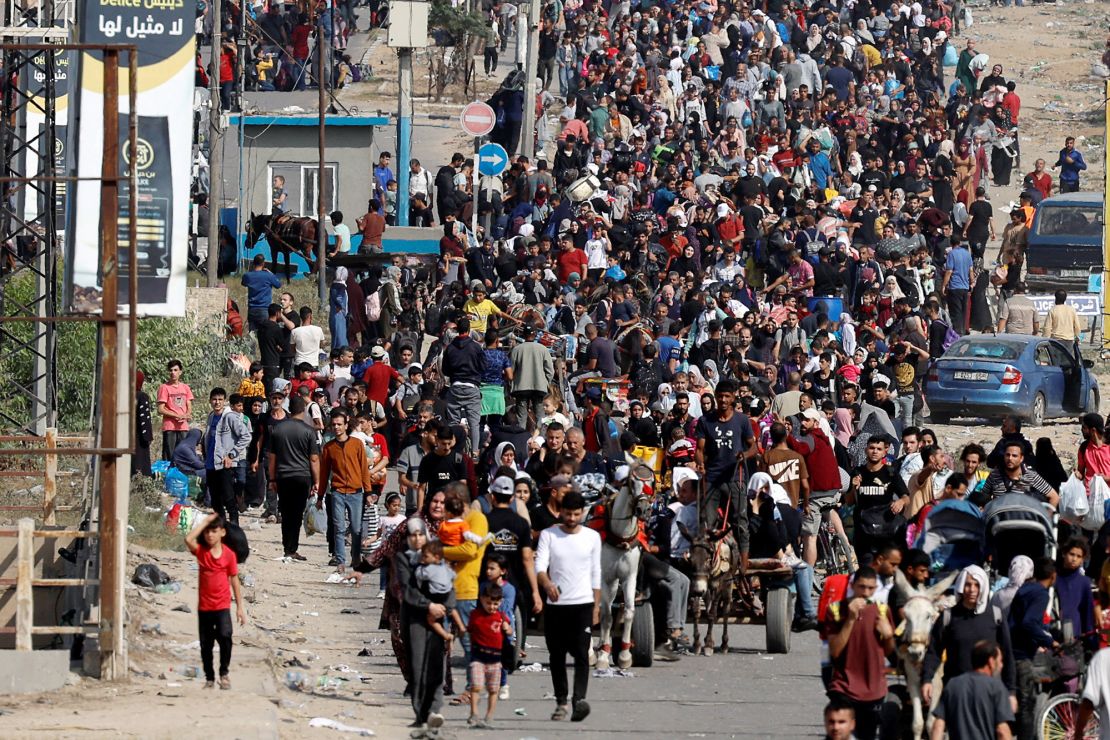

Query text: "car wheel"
[929, 410, 951, 424]
[1029, 393, 1046, 426]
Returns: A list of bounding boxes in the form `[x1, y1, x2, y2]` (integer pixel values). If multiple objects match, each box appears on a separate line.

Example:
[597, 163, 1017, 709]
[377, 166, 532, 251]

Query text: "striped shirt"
[981, 467, 1055, 502]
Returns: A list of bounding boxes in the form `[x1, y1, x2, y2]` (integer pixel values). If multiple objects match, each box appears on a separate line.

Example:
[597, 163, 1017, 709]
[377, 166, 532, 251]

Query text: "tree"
[427, 0, 487, 101]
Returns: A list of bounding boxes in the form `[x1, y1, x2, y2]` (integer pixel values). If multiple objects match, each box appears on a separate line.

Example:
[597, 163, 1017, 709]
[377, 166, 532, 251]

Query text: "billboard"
[67, 0, 193, 315]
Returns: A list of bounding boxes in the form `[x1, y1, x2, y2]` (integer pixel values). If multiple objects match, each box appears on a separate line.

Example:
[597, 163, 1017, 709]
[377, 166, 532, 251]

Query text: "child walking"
[467, 582, 512, 729]
[185, 512, 247, 689]
[375, 492, 406, 599]
[482, 553, 517, 700]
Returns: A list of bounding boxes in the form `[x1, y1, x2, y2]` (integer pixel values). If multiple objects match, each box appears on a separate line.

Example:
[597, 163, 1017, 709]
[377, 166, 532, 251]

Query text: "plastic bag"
[165, 467, 189, 503]
[132, 563, 173, 588]
[1085, 476, 1109, 532]
[1060, 475, 1089, 523]
[304, 500, 327, 537]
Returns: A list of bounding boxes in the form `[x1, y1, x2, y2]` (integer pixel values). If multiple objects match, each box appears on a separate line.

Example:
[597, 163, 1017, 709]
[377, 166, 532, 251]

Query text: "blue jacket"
[1055, 147, 1087, 184]
[1008, 581, 1054, 660]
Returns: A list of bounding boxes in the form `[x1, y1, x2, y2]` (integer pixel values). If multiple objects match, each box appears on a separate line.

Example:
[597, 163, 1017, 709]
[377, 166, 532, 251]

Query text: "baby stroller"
[913, 499, 986, 575]
[983, 493, 1057, 577]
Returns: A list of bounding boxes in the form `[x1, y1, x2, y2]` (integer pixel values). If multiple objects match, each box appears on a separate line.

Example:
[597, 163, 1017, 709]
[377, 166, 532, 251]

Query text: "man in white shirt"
[291, 307, 325, 366]
[535, 489, 601, 723]
[1076, 646, 1110, 736]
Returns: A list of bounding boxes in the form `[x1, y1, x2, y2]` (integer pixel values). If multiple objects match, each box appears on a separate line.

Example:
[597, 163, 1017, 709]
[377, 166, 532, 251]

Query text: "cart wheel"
[765, 587, 793, 654]
[630, 601, 654, 668]
[1040, 692, 1099, 740]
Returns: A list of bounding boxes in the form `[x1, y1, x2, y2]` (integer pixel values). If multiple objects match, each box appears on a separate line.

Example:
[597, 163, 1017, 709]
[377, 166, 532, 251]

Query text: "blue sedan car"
[924, 334, 1099, 425]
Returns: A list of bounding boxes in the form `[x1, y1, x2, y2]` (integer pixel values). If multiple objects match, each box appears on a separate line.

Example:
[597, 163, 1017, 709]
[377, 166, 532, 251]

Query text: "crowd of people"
[195, 0, 370, 110]
[156, 0, 1110, 735]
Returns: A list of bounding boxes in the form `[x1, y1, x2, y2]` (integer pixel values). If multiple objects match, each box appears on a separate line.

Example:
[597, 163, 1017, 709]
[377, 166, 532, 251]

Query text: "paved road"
[349, 598, 828, 739]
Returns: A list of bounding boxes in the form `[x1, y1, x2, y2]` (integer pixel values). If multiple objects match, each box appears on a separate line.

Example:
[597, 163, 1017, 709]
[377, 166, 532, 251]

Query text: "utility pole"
[317, 24, 327, 309]
[396, 48, 412, 226]
[520, 0, 538, 159]
[206, 0, 222, 286]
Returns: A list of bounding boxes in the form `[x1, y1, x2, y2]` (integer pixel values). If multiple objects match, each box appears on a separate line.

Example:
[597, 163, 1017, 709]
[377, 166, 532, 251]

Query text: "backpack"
[935, 320, 960, 353]
[817, 574, 850, 637]
[365, 288, 382, 321]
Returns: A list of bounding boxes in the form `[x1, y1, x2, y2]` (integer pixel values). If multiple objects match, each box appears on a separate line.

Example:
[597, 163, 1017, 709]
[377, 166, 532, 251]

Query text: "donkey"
[687, 528, 740, 656]
[892, 569, 958, 739]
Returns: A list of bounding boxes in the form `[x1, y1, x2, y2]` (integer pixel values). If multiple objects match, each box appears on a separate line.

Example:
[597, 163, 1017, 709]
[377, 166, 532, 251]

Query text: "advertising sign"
[67, 0, 193, 315]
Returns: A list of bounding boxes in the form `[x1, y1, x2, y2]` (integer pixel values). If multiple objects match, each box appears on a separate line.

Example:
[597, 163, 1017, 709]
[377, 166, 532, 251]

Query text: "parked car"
[924, 334, 1098, 425]
[1025, 192, 1103, 292]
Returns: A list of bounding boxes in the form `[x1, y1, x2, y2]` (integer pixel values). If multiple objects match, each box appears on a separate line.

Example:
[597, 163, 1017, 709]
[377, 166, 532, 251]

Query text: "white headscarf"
[954, 565, 991, 615]
[747, 471, 792, 506]
[991, 555, 1034, 615]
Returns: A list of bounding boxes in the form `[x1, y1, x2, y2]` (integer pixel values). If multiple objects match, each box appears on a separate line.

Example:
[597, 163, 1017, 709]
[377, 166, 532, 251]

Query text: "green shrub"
[1, 269, 260, 433]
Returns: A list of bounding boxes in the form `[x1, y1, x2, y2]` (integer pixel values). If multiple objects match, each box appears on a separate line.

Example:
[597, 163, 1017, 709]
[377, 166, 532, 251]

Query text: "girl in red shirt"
[185, 513, 246, 689]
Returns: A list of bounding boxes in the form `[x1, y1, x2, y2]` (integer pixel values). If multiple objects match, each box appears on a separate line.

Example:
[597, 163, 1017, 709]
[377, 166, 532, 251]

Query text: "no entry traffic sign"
[460, 101, 496, 137]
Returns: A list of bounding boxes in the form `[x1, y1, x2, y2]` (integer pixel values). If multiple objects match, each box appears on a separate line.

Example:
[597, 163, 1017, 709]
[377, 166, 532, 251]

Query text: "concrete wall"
[220, 124, 377, 225]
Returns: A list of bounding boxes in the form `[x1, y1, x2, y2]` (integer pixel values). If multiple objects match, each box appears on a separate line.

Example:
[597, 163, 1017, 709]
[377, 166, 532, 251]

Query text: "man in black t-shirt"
[694, 380, 756, 564]
[416, 422, 470, 511]
[267, 395, 320, 559]
[257, 303, 286, 396]
[846, 435, 908, 564]
[484, 476, 541, 616]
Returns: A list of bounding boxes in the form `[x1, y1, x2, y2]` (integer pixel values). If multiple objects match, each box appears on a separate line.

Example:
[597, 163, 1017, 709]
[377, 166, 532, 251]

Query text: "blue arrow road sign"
[477, 143, 509, 177]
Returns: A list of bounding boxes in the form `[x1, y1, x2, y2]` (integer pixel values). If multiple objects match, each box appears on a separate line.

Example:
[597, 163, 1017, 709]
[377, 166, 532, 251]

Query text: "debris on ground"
[307, 717, 375, 736]
[518, 663, 546, 673]
[592, 668, 635, 678]
[132, 563, 174, 589]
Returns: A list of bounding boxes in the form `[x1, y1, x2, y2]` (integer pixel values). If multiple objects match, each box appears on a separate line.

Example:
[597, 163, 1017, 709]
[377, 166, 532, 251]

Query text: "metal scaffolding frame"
[0, 42, 61, 434]
[0, 40, 137, 680]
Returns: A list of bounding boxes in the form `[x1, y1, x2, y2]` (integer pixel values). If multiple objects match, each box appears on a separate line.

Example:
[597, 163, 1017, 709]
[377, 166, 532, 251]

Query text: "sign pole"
[206, 0, 222, 286]
[317, 23, 327, 309]
[397, 48, 413, 227]
[1103, 78, 1110, 350]
[471, 135, 480, 238]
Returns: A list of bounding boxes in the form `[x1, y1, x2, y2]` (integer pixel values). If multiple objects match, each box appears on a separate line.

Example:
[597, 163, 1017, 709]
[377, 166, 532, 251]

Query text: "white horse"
[594, 464, 653, 671]
[892, 570, 957, 739]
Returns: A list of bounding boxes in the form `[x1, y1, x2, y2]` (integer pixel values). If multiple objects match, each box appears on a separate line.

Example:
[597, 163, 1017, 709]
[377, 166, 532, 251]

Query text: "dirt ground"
[2, 6, 1109, 738]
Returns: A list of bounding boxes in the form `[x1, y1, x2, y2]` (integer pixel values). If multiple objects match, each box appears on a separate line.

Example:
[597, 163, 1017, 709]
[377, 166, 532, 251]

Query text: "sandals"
[551, 704, 568, 721]
[448, 695, 469, 706]
[219, 675, 231, 690]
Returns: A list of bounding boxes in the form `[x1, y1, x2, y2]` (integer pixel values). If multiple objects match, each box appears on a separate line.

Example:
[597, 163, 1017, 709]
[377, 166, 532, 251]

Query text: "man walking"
[1053, 136, 1087, 193]
[942, 240, 973, 335]
[823, 567, 896, 740]
[202, 387, 252, 526]
[257, 304, 287, 396]
[997, 282, 1038, 335]
[442, 317, 486, 452]
[930, 640, 1015, 740]
[510, 325, 554, 431]
[1041, 290, 1084, 342]
[318, 409, 372, 574]
[267, 395, 320, 561]
[535, 489, 600, 723]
